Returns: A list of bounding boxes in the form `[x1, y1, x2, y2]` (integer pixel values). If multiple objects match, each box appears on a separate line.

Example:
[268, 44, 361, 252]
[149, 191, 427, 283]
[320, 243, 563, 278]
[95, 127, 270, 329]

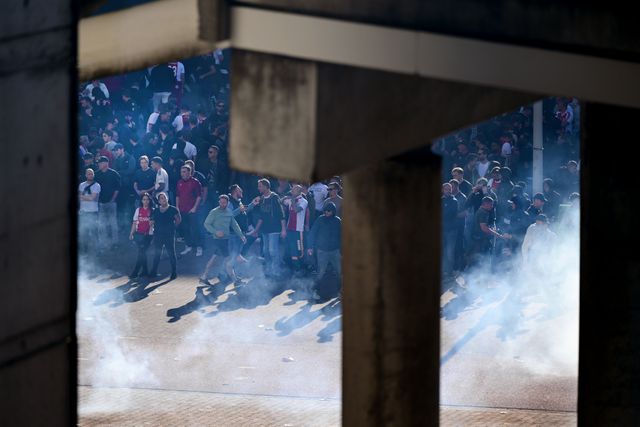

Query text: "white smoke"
[441, 203, 580, 406]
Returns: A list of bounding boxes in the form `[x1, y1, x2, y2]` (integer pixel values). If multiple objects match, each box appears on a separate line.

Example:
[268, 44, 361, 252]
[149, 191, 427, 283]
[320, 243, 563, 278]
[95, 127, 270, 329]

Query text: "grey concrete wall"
[342, 152, 441, 426]
[0, 1, 76, 425]
[578, 103, 640, 425]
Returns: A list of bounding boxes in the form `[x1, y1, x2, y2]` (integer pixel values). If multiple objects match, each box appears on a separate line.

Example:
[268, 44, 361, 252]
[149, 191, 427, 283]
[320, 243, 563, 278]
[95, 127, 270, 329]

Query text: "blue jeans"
[262, 232, 281, 276]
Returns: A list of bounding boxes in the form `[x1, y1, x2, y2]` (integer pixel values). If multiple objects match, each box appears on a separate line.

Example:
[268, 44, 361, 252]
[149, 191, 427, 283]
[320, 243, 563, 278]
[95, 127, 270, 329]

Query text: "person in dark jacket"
[503, 197, 530, 256]
[307, 202, 342, 291]
[442, 183, 459, 278]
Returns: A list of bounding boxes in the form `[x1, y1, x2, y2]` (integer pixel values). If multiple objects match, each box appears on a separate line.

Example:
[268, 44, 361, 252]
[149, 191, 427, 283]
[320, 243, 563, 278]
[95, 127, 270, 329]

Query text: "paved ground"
[78, 245, 578, 425]
[79, 386, 575, 426]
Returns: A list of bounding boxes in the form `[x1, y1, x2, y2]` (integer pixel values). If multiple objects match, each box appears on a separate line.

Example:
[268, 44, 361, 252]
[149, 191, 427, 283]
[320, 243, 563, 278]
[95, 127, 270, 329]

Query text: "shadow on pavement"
[93, 276, 173, 308]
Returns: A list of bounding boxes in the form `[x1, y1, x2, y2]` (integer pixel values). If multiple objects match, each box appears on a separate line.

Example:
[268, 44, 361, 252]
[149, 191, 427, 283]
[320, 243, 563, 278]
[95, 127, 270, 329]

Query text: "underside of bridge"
[1, 0, 640, 425]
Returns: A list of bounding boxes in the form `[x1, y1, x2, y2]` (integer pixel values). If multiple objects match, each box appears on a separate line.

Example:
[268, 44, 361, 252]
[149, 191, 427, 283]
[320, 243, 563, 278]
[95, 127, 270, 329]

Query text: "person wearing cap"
[468, 196, 509, 268]
[503, 197, 530, 257]
[526, 193, 547, 222]
[94, 156, 121, 250]
[307, 202, 342, 301]
[80, 152, 96, 183]
[521, 214, 557, 268]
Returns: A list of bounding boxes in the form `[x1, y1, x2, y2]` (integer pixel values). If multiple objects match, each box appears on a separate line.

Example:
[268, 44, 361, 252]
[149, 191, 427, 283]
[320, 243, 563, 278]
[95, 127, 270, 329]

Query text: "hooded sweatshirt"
[308, 202, 341, 251]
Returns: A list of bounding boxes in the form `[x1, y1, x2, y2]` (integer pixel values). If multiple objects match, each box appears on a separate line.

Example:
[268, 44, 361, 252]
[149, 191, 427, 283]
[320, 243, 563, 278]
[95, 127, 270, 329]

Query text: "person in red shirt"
[176, 164, 203, 256]
[128, 193, 154, 279]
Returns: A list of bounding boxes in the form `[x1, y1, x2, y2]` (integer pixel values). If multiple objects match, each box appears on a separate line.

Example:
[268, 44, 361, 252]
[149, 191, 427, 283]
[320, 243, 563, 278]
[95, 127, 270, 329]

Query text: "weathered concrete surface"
[342, 153, 441, 426]
[236, 1, 640, 63]
[78, 0, 223, 81]
[230, 50, 317, 180]
[0, 0, 75, 424]
[230, 50, 538, 181]
[578, 103, 640, 426]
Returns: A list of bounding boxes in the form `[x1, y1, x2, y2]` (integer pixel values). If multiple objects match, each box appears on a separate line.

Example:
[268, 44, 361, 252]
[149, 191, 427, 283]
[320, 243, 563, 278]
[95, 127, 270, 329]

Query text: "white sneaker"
[196, 247, 203, 257]
[180, 246, 192, 255]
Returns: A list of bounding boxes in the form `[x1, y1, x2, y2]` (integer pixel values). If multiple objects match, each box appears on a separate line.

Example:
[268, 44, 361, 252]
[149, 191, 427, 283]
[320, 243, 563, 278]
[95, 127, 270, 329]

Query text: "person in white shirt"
[522, 214, 557, 268]
[284, 185, 309, 274]
[78, 168, 101, 254]
[151, 156, 169, 197]
[308, 181, 328, 211]
[475, 150, 490, 178]
[172, 130, 197, 160]
[83, 79, 109, 100]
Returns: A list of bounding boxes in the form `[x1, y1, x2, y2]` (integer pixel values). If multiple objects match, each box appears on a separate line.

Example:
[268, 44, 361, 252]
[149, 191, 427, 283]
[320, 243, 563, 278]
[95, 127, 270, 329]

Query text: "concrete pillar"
[0, 1, 76, 425]
[532, 100, 543, 193]
[230, 49, 538, 182]
[578, 103, 640, 425]
[342, 151, 441, 426]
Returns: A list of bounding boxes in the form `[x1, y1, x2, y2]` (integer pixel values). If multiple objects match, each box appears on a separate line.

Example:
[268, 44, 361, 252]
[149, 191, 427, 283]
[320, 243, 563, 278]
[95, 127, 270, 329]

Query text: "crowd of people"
[77, 47, 581, 296]
[435, 98, 581, 283]
[77, 49, 343, 300]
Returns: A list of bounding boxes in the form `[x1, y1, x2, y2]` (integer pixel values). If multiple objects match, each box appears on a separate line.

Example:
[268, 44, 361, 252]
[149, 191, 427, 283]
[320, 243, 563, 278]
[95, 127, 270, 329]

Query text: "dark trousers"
[240, 234, 259, 257]
[131, 233, 152, 276]
[178, 212, 203, 247]
[150, 233, 177, 275]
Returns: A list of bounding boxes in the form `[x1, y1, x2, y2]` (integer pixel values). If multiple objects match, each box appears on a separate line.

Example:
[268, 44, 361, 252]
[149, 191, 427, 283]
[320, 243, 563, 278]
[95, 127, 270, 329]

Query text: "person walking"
[128, 193, 154, 279]
[149, 192, 181, 280]
[307, 202, 342, 300]
[199, 195, 246, 286]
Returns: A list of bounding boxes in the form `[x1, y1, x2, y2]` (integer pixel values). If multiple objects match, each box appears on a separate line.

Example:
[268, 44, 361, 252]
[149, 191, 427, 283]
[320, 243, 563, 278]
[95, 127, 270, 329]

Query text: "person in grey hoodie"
[307, 202, 342, 298]
[199, 194, 246, 286]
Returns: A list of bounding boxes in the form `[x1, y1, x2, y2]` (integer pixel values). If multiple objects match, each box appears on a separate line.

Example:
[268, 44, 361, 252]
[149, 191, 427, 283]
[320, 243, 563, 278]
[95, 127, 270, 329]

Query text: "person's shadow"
[206, 276, 288, 317]
[274, 297, 342, 340]
[166, 281, 229, 322]
[93, 276, 172, 308]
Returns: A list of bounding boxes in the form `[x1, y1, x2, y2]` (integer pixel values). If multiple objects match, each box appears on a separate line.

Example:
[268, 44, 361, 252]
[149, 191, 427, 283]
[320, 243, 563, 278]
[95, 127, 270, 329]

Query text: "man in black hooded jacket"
[307, 202, 342, 295]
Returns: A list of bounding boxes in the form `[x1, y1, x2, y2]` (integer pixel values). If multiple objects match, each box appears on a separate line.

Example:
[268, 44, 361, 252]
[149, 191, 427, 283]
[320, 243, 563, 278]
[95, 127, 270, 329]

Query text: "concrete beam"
[230, 50, 538, 181]
[342, 152, 441, 425]
[230, 7, 640, 109]
[78, 0, 227, 80]
[234, 1, 640, 63]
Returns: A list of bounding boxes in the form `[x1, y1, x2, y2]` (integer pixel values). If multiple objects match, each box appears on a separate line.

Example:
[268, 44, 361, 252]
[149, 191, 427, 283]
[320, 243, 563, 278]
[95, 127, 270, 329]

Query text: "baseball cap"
[113, 143, 124, 150]
[533, 192, 548, 202]
[97, 156, 109, 163]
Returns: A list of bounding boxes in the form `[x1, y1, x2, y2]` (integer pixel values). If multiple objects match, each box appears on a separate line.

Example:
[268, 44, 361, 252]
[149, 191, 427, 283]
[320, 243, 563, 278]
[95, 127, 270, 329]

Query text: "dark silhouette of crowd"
[434, 98, 581, 283]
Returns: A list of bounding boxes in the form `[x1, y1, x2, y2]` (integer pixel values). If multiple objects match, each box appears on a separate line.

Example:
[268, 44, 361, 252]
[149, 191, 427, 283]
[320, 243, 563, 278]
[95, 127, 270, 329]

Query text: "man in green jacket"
[200, 194, 247, 286]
